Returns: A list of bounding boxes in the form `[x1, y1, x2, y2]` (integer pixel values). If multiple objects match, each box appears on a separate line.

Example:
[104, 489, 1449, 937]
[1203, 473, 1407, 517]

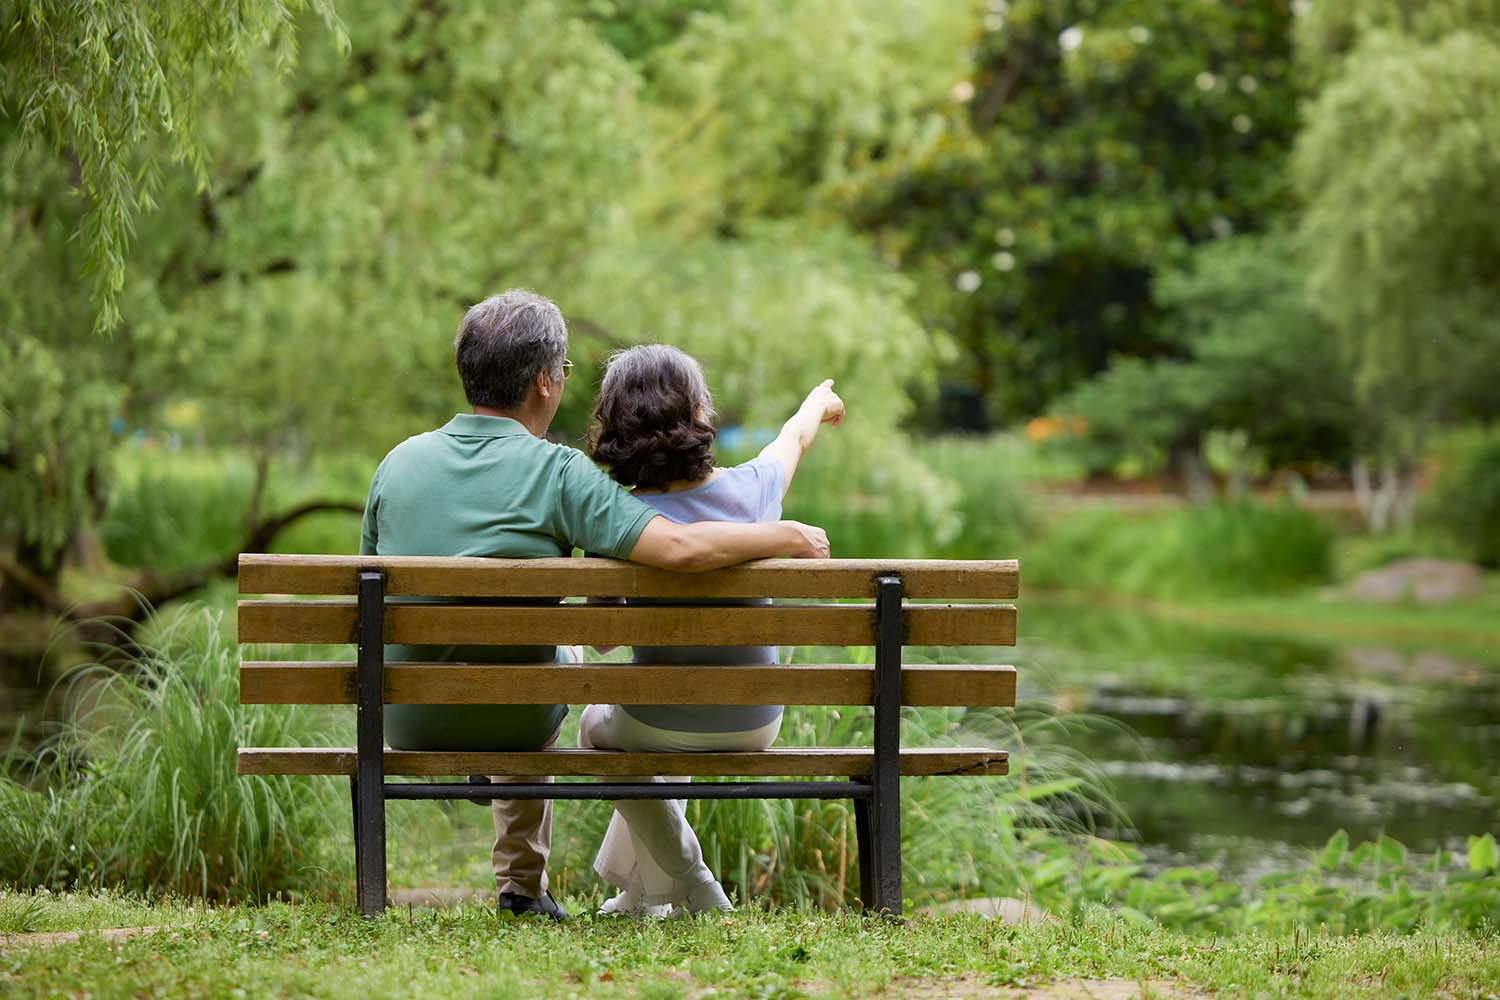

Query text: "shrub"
[919, 436, 1032, 559]
[1427, 426, 1500, 568]
[1029, 500, 1334, 599]
[0, 608, 346, 899]
[100, 452, 257, 570]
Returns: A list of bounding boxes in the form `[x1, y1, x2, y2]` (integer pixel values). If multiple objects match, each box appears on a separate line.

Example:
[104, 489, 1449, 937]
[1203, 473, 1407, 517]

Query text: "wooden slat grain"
[238, 554, 1019, 600]
[238, 661, 1017, 707]
[236, 746, 1010, 778]
[237, 601, 1016, 647]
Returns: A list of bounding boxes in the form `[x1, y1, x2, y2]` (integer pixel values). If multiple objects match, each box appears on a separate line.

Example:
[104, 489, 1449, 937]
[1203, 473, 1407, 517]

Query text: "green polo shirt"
[359, 413, 657, 751]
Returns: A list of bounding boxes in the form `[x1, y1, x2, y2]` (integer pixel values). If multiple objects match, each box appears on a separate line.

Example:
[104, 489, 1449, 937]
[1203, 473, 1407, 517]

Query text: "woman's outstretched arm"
[758, 379, 845, 497]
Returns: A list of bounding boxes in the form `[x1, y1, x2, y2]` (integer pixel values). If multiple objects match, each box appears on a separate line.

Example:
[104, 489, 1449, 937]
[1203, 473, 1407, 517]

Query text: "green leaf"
[1468, 833, 1498, 873]
[1320, 829, 1349, 872]
[1376, 835, 1408, 868]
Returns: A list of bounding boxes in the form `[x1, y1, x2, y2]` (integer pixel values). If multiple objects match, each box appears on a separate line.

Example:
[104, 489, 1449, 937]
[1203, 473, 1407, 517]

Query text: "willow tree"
[0, 2, 342, 640]
[1294, 2, 1500, 529]
[2, 0, 965, 663]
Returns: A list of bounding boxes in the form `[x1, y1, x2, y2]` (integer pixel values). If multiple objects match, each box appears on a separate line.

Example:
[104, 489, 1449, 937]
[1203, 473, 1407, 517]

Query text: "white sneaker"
[597, 890, 671, 918]
[678, 880, 734, 915]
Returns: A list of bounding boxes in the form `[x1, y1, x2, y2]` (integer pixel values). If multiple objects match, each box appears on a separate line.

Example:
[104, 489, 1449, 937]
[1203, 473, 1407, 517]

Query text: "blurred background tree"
[850, 0, 1303, 433]
[1053, 234, 1353, 499]
[1293, 0, 1500, 529]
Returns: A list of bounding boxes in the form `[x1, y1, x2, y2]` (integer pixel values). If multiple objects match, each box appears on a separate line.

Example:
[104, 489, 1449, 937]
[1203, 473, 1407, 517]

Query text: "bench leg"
[853, 796, 875, 908]
[353, 774, 387, 916]
[354, 569, 388, 917]
[871, 786, 901, 915]
[871, 575, 904, 916]
[349, 776, 360, 884]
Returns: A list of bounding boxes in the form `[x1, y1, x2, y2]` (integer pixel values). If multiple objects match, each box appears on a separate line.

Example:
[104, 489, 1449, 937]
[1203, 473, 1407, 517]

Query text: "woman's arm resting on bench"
[627, 516, 829, 572]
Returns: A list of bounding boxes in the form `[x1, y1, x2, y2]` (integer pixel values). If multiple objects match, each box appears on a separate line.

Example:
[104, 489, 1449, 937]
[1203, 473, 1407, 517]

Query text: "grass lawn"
[1058, 589, 1500, 656]
[2, 892, 1497, 999]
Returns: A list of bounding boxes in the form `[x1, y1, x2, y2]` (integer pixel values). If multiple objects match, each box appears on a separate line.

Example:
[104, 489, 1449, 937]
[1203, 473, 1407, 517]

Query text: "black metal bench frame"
[347, 570, 911, 917]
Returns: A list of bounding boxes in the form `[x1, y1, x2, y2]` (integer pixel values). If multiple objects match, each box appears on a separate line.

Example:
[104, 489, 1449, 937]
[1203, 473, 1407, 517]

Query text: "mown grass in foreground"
[2, 893, 1496, 1000]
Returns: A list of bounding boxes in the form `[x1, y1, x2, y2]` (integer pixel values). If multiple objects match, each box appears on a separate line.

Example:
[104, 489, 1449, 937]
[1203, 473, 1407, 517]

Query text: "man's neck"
[473, 405, 550, 438]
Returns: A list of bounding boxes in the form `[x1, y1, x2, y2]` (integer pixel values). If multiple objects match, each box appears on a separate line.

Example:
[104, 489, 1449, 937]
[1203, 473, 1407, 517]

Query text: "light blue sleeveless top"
[622, 455, 786, 733]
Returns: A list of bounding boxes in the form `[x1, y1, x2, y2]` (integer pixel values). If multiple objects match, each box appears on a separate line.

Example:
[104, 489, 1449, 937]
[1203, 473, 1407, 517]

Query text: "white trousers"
[578, 703, 782, 905]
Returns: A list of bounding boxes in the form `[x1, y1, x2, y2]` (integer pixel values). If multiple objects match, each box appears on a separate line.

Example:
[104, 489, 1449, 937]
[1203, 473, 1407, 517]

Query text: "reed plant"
[540, 676, 1123, 910]
[0, 608, 346, 899]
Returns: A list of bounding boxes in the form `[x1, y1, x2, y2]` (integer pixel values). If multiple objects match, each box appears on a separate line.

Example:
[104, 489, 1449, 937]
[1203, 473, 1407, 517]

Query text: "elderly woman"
[580, 344, 844, 916]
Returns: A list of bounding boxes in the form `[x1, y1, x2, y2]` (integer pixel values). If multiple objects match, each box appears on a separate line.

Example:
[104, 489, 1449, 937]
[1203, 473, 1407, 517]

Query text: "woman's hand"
[783, 520, 831, 559]
[805, 379, 845, 426]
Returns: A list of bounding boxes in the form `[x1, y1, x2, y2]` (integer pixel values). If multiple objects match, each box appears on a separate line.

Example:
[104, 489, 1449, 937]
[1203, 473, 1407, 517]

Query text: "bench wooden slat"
[238, 661, 1017, 707]
[237, 746, 1010, 777]
[239, 554, 1019, 600]
[237, 601, 1017, 647]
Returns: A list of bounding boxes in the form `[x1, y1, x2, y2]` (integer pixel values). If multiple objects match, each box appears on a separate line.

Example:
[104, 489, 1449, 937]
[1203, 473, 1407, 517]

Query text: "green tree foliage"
[629, 0, 971, 231]
[1055, 235, 1353, 482]
[0, 0, 344, 330]
[1291, 1, 1500, 528]
[1, 2, 344, 596]
[1427, 428, 1500, 568]
[854, 0, 1302, 421]
[1294, 19, 1500, 453]
[1, 0, 962, 604]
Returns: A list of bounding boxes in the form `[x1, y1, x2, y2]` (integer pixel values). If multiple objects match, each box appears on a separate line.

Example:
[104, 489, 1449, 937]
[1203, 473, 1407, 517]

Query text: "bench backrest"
[237, 554, 1018, 709]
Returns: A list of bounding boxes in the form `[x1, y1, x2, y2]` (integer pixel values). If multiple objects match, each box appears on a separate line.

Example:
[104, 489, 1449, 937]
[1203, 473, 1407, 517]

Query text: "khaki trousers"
[489, 725, 560, 897]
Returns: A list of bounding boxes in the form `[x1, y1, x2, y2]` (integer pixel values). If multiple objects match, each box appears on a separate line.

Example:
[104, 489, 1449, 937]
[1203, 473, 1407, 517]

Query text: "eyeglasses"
[558, 358, 574, 381]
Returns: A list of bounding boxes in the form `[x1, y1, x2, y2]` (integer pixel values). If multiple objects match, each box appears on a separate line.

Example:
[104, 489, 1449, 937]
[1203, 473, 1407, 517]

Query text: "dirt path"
[876, 976, 1208, 999]
[0, 925, 166, 949]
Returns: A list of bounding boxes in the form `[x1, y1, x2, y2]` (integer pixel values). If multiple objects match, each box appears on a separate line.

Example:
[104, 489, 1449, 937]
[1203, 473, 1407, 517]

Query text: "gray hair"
[454, 289, 568, 409]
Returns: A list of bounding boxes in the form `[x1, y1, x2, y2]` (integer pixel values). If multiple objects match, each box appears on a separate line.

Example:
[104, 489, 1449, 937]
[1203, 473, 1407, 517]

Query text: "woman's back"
[623, 454, 786, 733]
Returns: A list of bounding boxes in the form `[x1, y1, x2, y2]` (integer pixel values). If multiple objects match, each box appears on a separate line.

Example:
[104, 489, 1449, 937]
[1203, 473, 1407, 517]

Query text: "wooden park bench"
[236, 554, 1019, 916]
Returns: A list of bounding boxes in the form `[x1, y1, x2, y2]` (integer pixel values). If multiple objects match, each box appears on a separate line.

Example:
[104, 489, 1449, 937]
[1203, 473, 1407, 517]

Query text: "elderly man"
[359, 289, 828, 920]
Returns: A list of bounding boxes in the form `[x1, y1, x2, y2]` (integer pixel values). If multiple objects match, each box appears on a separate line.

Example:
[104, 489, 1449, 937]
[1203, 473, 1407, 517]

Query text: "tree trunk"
[1169, 432, 1214, 504]
[1352, 456, 1418, 533]
[0, 540, 64, 617]
[0, 498, 363, 669]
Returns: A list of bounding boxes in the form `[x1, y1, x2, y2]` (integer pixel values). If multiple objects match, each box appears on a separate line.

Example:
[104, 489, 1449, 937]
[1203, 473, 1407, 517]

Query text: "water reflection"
[1015, 597, 1500, 878]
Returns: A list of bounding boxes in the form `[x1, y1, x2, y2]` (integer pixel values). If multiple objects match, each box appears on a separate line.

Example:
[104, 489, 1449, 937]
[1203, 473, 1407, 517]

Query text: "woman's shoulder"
[721, 453, 781, 485]
[718, 455, 785, 515]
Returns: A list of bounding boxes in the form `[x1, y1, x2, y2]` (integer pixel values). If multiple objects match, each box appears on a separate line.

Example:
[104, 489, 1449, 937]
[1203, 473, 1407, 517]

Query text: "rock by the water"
[1347, 558, 1484, 604]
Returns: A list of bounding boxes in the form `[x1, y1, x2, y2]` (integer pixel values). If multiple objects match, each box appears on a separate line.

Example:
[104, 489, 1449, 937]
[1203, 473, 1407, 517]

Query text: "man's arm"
[758, 379, 845, 497]
[626, 516, 829, 572]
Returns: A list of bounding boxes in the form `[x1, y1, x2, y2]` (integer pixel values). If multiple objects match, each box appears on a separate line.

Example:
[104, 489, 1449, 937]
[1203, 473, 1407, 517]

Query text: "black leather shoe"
[466, 775, 493, 807]
[497, 890, 568, 922]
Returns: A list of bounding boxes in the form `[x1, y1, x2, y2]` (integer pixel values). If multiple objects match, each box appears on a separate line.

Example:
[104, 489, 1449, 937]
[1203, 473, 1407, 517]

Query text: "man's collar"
[440, 413, 532, 438]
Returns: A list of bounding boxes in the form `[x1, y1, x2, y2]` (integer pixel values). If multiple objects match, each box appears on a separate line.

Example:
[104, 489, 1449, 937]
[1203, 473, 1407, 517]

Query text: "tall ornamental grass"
[542, 690, 1121, 909]
[0, 608, 346, 898]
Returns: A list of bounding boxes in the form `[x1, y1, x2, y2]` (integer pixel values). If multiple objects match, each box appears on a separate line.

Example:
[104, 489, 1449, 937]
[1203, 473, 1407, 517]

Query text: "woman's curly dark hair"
[589, 344, 718, 491]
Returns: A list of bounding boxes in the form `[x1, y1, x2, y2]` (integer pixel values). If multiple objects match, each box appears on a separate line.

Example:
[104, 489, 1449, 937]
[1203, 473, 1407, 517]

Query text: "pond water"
[1010, 597, 1500, 879]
